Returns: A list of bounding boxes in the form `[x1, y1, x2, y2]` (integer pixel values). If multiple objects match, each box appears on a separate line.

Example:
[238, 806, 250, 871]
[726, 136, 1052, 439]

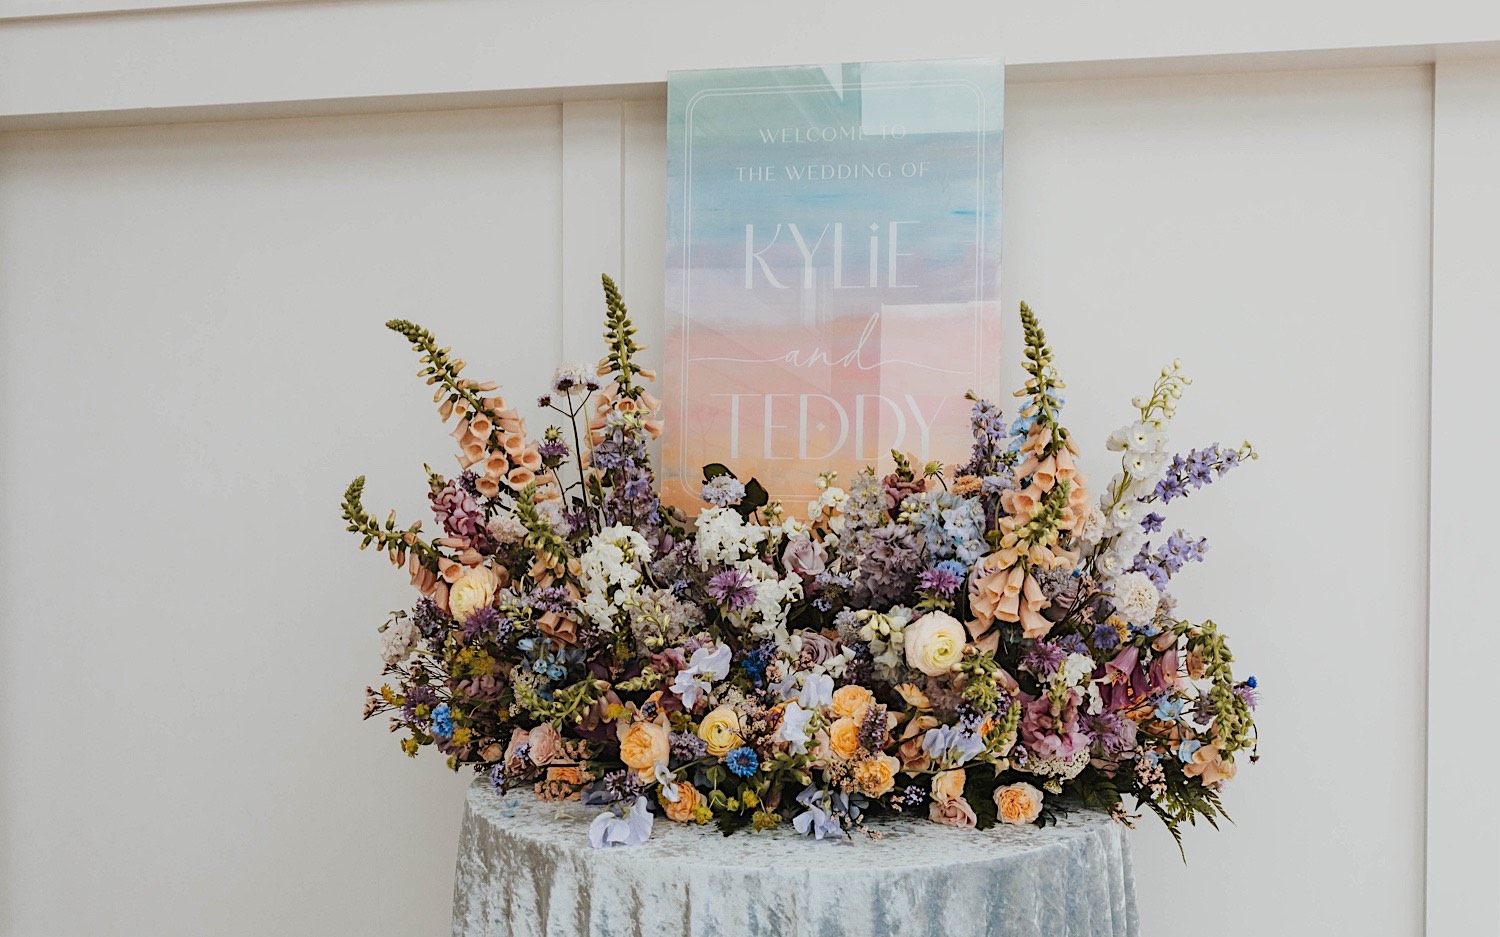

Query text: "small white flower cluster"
[807, 473, 847, 533]
[1110, 571, 1160, 628]
[486, 513, 528, 546]
[1055, 652, 1098, 689]
[1024, 749, 1091, 784]
[694, 507, 768, 566]
[577, 525, 651, 632]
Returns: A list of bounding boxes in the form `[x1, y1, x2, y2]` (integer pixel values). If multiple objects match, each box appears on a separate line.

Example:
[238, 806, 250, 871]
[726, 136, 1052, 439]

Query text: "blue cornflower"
[430, 703, 453, 738]
[1091, 621, 1121, 650]
[1246, 675, 1258, 688]
[725, 746, 759, 778]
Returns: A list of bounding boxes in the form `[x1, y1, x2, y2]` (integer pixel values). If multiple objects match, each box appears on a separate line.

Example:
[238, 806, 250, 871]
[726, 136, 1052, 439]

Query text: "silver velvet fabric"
[453, 778, 1140, 937]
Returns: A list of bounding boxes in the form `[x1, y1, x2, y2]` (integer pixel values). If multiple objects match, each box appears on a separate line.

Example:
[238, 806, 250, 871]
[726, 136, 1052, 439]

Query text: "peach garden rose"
[994, 782, 1044, 825]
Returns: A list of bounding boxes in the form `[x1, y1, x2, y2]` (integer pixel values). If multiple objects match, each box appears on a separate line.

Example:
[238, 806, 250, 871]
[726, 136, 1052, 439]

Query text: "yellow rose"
[697, 706, 743, 758]
[854, 754, 899, 798]
[931, 768, 966, 804]
[448, 565, 502, 623]
[618, 720, 670, 779]
[994, 782, 1044, 825]
[828, 717, 863, 760]
[903, 611, 967, 676]
[831, 684, 875, 723]
[660, 782, 704, 823]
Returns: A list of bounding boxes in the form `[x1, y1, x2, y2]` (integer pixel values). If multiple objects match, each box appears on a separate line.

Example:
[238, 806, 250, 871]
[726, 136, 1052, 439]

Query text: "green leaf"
[701, 463, 736, 482]
[963, 771, 999, 831]
[735, 478, 769, 518]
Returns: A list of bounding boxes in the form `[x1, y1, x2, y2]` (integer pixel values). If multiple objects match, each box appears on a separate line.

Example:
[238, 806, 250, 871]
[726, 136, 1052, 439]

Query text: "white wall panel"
[0, 105, 564, 937]
[0, 64, 1437, 937]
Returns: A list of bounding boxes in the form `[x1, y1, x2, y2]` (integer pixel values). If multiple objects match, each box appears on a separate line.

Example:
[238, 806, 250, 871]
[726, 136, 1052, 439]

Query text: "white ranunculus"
[903, 610, 967, 676]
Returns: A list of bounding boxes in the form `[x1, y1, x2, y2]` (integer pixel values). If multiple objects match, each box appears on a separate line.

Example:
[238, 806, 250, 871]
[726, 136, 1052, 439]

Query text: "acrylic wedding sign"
[663, 57, 1006, 511]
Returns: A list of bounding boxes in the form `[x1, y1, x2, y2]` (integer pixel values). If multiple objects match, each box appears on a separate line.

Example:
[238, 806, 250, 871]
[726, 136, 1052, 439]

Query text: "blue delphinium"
[725, 746, 759, 778]
[1148, 444, 1249, 504]
[905, 489, 986, 566]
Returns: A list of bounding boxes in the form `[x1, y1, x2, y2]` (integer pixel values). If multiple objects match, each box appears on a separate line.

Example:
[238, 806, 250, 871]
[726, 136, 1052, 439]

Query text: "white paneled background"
[0, 52, 1494, 937]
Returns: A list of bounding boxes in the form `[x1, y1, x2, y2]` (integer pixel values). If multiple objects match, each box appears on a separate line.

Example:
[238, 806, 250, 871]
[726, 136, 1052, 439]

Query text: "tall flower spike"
[1013, 301, 1068, 454]
[600, 274, 646, 401]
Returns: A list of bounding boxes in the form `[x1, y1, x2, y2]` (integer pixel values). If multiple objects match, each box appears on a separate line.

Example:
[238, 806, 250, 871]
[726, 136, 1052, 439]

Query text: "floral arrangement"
[346, 275, 1259, 850]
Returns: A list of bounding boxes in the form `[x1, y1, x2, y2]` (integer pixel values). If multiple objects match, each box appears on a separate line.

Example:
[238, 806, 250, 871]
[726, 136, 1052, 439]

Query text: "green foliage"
[600, 274, 646, 400]
[1014, 302, 1069, 451]
[385, 318, 505, 446]
[340, 475, 441, 570]
[963, 770, 999, 831]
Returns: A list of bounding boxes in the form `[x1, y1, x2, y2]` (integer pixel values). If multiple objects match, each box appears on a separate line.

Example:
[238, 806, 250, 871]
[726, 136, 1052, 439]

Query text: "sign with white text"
[664, 58, 1005, 511]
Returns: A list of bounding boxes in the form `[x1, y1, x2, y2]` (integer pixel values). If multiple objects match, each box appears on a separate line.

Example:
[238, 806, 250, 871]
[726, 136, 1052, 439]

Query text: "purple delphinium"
[959, 397, 1009, 477]
[707, 568, 757, 612]
[1090, 621, 1121, 651]
[1141, 512, 1166, 534]
[1130, 529, 1209, 585]
[1146, 444, 1247, 504]
[591, 411, 665, 538]
[854, 524, 921, 607]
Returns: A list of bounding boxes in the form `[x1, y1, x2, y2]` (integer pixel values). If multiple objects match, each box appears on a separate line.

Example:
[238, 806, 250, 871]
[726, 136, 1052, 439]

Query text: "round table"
[452, 778, 1140, 937]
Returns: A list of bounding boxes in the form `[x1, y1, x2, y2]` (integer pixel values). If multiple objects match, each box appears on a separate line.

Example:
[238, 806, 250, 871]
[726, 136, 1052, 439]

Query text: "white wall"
[0, 62, 1444, 937]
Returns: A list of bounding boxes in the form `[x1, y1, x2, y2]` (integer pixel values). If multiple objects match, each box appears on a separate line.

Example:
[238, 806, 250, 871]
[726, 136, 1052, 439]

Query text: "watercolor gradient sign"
[664, 58, 1005, 511]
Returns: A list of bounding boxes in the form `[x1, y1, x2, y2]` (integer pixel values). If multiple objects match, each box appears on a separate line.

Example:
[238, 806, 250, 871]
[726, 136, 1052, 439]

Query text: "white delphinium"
[1092, 362, 1192, 588]
[577, 525, 651, 632]
[1110, 570, 1161, 628]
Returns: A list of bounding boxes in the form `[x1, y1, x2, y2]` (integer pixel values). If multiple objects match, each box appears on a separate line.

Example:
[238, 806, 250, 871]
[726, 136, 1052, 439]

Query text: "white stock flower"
[695, 507, 769, 567]
[1111, 571, 1161, 627]
[380, 617, 420, 666]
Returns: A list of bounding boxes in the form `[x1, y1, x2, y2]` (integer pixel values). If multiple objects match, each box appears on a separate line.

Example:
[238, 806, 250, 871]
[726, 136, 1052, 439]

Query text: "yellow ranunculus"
[448, 565, 501, 623]
[903, 610, 967, 676]
[697, 705, 743, 758]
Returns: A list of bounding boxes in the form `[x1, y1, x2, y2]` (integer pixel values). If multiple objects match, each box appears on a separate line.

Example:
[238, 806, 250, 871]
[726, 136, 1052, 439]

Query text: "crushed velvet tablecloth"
[453, 778, 1140, 937]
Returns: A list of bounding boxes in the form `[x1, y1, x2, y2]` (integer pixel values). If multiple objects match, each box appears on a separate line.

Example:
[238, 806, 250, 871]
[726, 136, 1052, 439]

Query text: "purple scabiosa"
[401, 684, 438, 724]
[537, 437, 570, 462]
[918, 565, 963, 596]
[1021, 641, 1068, 680]
[725, 746, 759, 778]
[1235, 677, 1260, 710]
[707, 568, 756, 612]
[462, 606, 511, 644]
[599, 769, 645, 803]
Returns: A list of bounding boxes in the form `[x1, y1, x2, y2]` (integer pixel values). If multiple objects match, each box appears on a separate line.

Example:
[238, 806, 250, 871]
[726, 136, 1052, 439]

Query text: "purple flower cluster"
[854, 524, 921, 606]
[669, 731, 709, 763]
[959, 397, 1009, 477]
[462, 606, 512, 644]
[412, 598, 450, 643]
[918, 564, 963, 596]
[537, 437, 570, 462]
[1148, 444, 1244, 504]
[591, 414, 664, 538]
